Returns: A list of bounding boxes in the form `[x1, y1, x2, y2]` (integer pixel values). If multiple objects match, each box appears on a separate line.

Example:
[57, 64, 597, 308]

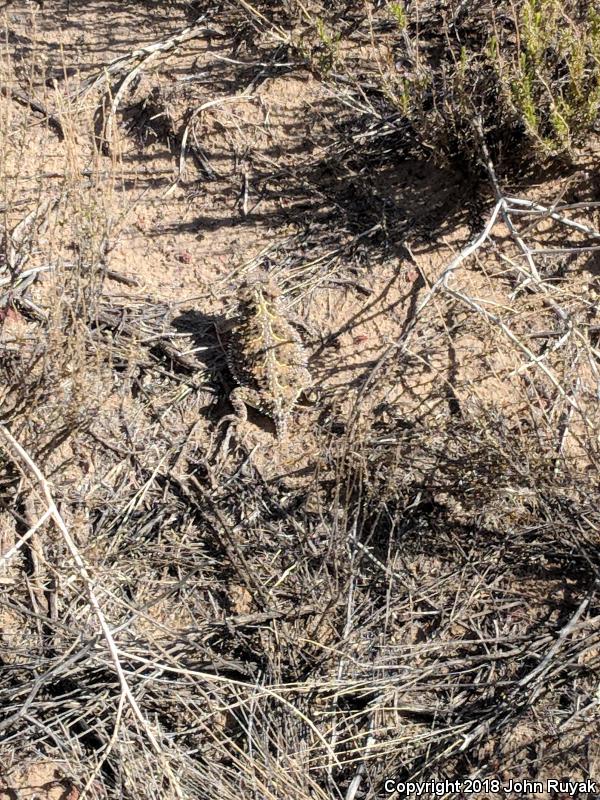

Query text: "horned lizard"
[222, 273, 311, 438]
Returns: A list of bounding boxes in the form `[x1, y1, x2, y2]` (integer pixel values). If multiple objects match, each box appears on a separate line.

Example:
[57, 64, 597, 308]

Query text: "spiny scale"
[225, 274, 311, 437]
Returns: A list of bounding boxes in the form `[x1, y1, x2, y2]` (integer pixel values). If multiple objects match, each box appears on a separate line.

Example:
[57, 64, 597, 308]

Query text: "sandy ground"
[2, 1, 600, 796]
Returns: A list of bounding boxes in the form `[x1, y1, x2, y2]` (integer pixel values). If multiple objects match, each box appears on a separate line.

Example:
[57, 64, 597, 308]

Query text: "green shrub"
[509, 0, 600, 153]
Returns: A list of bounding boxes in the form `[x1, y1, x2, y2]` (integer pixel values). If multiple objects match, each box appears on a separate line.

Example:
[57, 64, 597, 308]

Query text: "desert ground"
[1, 2, 600, 798]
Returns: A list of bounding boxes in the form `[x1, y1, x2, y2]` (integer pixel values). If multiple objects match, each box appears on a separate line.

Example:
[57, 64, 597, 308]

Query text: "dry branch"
[0, 426, 186, 800]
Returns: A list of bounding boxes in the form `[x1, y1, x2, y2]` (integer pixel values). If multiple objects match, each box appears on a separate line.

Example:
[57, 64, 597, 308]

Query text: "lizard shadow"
[170, 308, 224, 372]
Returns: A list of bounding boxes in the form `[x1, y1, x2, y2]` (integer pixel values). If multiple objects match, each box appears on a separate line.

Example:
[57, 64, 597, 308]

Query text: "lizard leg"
[212, 388, 249, 462]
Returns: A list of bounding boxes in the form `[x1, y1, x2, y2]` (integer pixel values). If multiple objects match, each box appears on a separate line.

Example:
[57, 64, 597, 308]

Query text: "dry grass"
[1, 2, 600, 799]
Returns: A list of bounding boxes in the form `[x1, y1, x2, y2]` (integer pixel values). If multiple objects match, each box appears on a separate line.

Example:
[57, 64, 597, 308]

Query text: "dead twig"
[0, 425, 186, 800]
[0, 85, 64, 139]
[78, 19, 225, 97]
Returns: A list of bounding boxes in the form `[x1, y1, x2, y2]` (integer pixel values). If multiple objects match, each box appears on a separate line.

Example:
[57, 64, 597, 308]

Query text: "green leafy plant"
[510, 0, 600, 153]
[389, 2, 407, 30]
[313, 16, 341, 75]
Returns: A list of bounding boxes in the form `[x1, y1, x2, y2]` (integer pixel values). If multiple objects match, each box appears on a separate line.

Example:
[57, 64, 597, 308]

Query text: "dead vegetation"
[1, 1, 600, 798]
